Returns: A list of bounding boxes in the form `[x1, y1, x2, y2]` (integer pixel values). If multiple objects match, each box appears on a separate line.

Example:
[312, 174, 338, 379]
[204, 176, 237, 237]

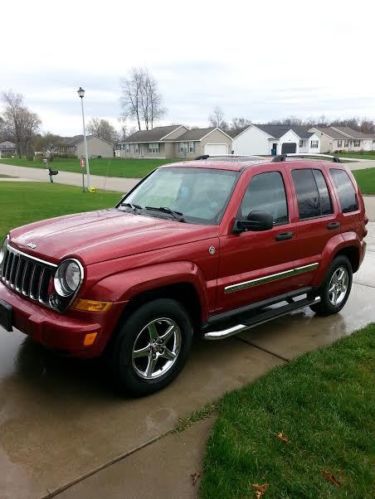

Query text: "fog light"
[83, 332, 98, 346]
[73, 299, 112, 312]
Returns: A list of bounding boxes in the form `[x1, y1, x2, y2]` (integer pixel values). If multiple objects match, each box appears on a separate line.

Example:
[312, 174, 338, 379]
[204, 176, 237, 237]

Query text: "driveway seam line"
[41, 431, 175, 498]
[234, 336, 290, 363]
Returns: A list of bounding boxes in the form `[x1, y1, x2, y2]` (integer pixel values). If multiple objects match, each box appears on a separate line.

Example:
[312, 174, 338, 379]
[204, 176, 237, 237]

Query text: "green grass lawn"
[0, 157, 176, 179]
[201, 324, 375, 498]
[352, 168, 375, 195]
[339, 151, 375, 160]
[0, 182, 121, 241]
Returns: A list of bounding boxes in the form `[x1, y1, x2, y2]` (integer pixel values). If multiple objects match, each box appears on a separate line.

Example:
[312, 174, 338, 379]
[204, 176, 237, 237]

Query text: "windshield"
[121, 167, 239, 225]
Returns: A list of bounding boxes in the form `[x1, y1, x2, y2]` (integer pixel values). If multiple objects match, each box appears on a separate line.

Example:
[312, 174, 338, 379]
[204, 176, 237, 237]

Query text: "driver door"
[217, 169, 303, 313]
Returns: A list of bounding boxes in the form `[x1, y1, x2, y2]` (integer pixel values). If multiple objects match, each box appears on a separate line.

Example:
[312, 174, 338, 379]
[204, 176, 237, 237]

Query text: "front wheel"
[109, 298, 193, 396]
[310, 255, 352, 316]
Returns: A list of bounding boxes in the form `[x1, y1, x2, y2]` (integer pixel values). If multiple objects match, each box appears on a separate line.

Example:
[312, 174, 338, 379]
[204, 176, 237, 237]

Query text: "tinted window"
[312, 169, 333, 215]
[292, 169, 320, 219]
[330, 169, 358, 213]
[240, 172, 288, 224]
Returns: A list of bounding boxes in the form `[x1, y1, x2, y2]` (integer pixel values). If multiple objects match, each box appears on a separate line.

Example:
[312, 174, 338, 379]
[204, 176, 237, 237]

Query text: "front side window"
[330, 169, 358, 213]
[239, 171, 288, 225]
[123, 167, 239, 225]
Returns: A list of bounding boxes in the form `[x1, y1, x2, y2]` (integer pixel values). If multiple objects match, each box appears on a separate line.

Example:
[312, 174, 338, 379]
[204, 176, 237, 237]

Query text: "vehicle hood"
[9, 209, 219, 265]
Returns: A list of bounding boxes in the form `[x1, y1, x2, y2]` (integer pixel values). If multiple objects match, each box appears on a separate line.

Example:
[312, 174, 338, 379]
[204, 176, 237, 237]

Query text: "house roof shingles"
[171, 127, 216, 142]
[331, 126, 375, 139]
[124, 125, 183, 143]
[255, 124, 313, 139]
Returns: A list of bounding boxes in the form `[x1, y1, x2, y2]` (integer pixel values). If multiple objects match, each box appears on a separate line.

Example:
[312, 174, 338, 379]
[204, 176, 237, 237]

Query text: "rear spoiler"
[272, 153, 341, 163]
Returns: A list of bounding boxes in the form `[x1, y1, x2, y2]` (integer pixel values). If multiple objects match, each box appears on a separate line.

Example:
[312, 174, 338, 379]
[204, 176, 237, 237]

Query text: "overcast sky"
[1, 0, 374, 135]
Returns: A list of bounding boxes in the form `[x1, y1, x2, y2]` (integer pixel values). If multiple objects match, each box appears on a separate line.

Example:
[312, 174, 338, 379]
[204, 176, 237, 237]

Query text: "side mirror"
[233, 210, 273, 234]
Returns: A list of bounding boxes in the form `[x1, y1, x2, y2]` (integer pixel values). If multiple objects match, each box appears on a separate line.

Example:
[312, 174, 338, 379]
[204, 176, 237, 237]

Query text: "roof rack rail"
[272, 153, 341, 163]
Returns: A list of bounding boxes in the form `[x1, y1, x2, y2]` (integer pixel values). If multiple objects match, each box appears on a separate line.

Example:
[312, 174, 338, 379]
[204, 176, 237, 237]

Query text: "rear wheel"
[310, 255, 352, 316]
[109, 298, 193, 396]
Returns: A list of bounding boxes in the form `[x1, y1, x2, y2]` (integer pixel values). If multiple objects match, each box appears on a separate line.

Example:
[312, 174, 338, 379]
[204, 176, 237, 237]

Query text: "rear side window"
[330, 169, 358, 213]
[240, 171, 288, 224]
[312, 169, 333, 215]
[292, 169, 333, 219]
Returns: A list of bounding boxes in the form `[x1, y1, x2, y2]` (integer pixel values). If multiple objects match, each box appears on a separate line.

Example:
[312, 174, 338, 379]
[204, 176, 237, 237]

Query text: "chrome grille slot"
[0, 245, 57, 307]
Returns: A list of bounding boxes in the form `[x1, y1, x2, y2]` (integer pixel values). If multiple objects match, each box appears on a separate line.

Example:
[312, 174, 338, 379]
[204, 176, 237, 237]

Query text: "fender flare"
[86, 261, 210, 320]
[312, 232, 361, 286]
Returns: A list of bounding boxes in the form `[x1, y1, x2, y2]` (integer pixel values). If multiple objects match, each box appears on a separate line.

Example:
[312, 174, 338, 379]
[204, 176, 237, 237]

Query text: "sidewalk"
[0, 163, 140, 193]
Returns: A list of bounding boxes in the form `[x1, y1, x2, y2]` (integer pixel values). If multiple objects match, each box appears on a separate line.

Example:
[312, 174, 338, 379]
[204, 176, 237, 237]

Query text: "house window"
[299, 140, 304, 147]
[337, 140, 342, 147]
[134, 144, 139, 153]
[310, 140, 319, 149]
[353, 140, 360, 147]
[125, 144, 130, 153]
[179, 142, 188, 153]
[344, 140, 349, 147]
[189, 142, 196, 153]
[148, 143, 160, 153]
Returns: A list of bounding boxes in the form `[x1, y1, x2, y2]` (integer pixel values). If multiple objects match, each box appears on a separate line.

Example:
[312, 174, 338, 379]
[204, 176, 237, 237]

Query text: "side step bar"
[204, 296, 320, 340]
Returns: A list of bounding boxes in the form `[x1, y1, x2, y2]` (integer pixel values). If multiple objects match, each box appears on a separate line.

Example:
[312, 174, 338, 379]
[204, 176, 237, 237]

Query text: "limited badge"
[208, 245, 216, 255]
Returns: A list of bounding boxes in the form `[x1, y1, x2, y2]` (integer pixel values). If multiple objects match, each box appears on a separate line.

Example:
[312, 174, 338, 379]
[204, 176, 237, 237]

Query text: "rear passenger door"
[290, 167, 338, 285]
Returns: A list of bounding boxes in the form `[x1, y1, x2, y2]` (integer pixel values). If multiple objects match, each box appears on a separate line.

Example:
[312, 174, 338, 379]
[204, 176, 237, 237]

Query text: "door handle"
[275, 231, 294, 241]
[327, 221, 340, 230]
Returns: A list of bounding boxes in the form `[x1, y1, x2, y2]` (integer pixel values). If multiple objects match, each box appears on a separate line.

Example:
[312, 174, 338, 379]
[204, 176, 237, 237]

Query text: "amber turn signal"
[73, 299, 113, 312]
[83, 332, 98, 346]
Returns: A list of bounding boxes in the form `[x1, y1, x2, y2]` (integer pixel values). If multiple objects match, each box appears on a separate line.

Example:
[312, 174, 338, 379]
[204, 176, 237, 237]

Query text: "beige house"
[58, 135, 114, 158]
[309, 126, 375, 152]
[117, 125, 232, 159]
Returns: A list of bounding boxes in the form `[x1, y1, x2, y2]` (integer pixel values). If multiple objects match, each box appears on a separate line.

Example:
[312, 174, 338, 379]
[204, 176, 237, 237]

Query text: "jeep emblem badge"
[208, 245, 216, 255]
[27, 242, 37, 250]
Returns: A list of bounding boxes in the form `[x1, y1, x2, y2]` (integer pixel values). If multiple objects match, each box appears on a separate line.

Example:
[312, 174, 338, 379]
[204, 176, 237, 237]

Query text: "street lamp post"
[77, 87, 91, 190]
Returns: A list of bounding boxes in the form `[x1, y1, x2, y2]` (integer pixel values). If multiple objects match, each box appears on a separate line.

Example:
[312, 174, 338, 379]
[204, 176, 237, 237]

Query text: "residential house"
[231, 124, 320, 156]
[57, 135, 114, 158]
[0, 141, 16, 157]
[118, 125, 232, 159]
[310, 126, 375, 152]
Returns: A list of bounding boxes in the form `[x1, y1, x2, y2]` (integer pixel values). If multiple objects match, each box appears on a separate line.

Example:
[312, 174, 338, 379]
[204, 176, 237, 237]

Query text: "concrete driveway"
[0, 217, 374, 499]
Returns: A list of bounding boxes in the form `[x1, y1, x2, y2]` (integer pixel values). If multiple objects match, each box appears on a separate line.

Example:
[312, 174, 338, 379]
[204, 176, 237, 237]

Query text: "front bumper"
[0, 282, 125, 358]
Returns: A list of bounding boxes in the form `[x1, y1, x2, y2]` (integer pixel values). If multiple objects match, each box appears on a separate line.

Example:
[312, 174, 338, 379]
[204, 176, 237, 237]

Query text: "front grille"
[0, 245, 56, 307]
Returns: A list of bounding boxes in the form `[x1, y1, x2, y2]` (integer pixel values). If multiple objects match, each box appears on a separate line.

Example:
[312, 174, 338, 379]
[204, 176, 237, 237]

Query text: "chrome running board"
[204, 296, 321, 340]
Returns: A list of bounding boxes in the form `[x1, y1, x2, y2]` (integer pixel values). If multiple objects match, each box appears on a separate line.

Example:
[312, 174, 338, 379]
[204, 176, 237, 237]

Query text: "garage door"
[281, 143, 297, 154]
[204, 144, 228, 156]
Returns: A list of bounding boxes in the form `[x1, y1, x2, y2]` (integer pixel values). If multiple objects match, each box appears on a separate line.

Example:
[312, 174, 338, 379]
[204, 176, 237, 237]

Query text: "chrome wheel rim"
[131, 317, 182, 380]
[328, 266, 349, 307]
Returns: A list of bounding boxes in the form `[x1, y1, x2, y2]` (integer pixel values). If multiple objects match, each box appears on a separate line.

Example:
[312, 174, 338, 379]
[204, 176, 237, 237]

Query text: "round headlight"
[54, 259, 83, 297]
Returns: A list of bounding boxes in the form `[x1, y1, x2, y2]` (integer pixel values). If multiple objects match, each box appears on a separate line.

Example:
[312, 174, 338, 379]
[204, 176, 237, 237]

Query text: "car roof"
[159, 157, 343, 172]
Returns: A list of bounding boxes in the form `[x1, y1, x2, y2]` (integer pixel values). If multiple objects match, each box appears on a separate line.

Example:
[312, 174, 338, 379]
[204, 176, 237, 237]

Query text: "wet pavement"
[0, 223, 374, 498]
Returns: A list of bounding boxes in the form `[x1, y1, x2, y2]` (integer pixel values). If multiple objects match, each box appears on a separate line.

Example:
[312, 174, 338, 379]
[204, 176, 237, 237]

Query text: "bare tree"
[87, 118, 119, 143]
[230, 117, 251, 134]
[2, 91, 41, 157]
[209, 106, 228, 130]
[120, 68, 166, 131]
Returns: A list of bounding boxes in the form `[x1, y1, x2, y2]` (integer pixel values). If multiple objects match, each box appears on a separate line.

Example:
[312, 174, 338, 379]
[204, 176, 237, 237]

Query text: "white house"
[231, 124, 321, 156]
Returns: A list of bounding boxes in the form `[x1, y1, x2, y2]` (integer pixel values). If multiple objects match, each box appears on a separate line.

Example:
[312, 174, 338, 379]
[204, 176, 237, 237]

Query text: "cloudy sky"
[1, 0, 374, 135]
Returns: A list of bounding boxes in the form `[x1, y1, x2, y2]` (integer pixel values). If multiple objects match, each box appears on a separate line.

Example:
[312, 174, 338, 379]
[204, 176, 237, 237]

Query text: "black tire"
[310, 255, 353, 316]
[108, 298, 193, 397]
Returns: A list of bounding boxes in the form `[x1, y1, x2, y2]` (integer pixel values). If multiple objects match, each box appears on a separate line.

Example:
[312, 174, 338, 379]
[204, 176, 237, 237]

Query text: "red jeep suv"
[0, 156, 367, 395]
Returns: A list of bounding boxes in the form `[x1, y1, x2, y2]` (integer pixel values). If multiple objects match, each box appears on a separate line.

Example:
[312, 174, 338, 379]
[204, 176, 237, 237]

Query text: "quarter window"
[240, 171, 288, 225]
[292, 169, 333, 219]
[330, 169, 358, 213]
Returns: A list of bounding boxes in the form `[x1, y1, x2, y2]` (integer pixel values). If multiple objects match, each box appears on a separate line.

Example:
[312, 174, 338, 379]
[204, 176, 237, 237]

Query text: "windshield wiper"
[120, 202, 143, 212]
[145, 206, 185, 222]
